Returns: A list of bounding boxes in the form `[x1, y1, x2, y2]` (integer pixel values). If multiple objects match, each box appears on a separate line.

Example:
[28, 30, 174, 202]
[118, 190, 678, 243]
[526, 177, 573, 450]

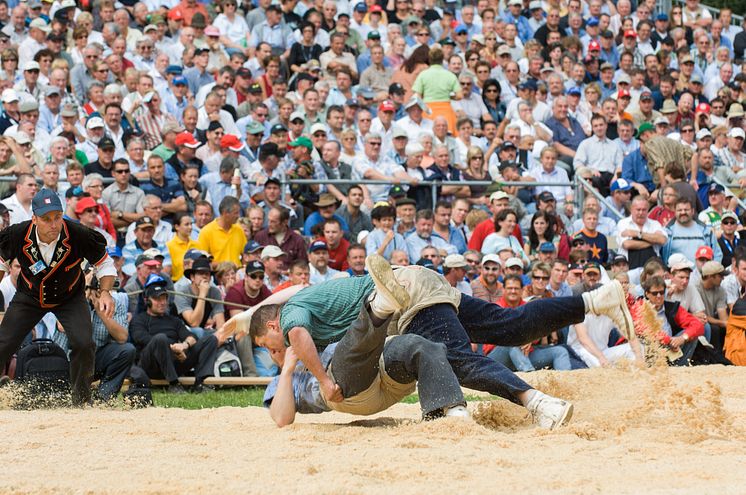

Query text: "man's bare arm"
[287, 326, 342, 402]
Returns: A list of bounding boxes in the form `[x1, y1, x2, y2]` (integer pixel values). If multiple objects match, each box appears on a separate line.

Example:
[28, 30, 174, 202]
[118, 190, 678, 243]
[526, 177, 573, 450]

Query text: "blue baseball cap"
[454, 24, 468, 35]
[32, 189, 63, 216]
[656, 13, 668, 21]
[244, 240, 262, 253]
[610, 178, 632, 192]
[107, 246, 123, 258]
[567, 87, 582, 96]
[539, 242, 556, 253]
[172, 76, 187, 86]
[166, 65, 183, 75]
[308, 240, 329, 253]
[586, 17, 599, 27]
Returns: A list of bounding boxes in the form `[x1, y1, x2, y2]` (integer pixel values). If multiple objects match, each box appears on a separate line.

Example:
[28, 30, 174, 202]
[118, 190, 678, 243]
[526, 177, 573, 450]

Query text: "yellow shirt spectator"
[197, 219, 247, 265]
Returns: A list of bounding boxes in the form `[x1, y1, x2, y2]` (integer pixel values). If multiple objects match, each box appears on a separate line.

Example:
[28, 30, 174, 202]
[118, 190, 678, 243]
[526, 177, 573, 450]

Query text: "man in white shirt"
[615, 195, 668, 269]
[308, 240, 340, 284]
[574, 114, 623, 196]
[395, 97, 433, 139]
[1, 173, 37, 225]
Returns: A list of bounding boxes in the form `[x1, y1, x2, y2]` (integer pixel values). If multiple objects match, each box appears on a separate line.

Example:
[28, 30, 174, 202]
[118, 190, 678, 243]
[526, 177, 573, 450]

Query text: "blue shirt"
[303, 212, 350, 236]
[140, 178, 184, 205]
[263, 343, 336, 414]
[501, 12, 533, 43]
[365, 228, 408, 261]
[545, 116, 586, 150]
[434, 225, 467, 254]
[198, 172, 251, 216]
[122, 240, 173, 276]
[621, 149, 655, 192]
[405, 232, 457, 264]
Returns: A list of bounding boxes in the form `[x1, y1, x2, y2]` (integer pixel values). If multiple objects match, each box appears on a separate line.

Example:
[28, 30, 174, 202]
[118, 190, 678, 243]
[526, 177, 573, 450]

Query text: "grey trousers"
[331, 306, 464, 415]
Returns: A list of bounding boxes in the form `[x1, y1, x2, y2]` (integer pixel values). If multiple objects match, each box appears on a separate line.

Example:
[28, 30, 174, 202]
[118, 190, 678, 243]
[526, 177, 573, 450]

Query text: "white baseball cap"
[504, 257, 524, 269]
[261, 245, 285, 259]
[481, 254, 501, 266]
[728, 127, 745, 139]
[444, 254, 468, 268]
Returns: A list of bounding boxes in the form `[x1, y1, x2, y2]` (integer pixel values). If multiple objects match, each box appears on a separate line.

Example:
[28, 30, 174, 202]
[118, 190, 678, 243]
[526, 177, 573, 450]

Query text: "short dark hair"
[642, 275, 666, 294]
[503, 274, 524, 287]
[249, 304, 282, 341]
[347, 242, 366, 256]
[415, 209, 434, 221]
[218, 196, 241, 215]
[371, 204, 396, 220]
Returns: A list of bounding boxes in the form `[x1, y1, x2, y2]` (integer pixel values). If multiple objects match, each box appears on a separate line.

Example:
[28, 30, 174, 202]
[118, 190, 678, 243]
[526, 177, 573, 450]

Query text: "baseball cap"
[638, 122, 655, 135]
[246, 120, 265, 135]
[270, 123, 287, 134]
[1, 89, 18, 103]
[518, 80, 538, 91]
[654, 116, 669, 126]
[583, 262, 601, 274]
[611, 254, 628, 265]
[367, 30, 381, 40]
[172, 76, 188, 86]
[695, 246, 714, 260]
[135, 216, 155, 229]
[261, 245, 285, 259]
[184, 248, 211, 262]
[289, 136, 313, 149]
[175, 132, 200, 148]
[97, 136, 115, 149]
[538, 191, 555, 202]
[668, 253, 694, 271]
[220, 134, 245, 152]
[392, 126, 408, 139]
[617, 89, 631, 99]
[244, 240, 262, 254]
[29, 18, 51, 33]
[107, 246, 123, 259]
[137, 256, 161, 268]
[32, 189, 63, 216]
[656, 13, 669, 21]
[481, 254, 501, 266]
[236, 67, 252, 79]
[588, 40, 601, 52]
[696, 128, 712, 140]
[345, 98, 360, 107]
[640, 91, 653, 101]
[19, 100, 39, 113]
[379, 99, 396, 112]
[489, 191, 509, 202]
[701, 260, 724, 277]
[86, 116, 105, 130]
[624, 29, 636, 38]
[728, 128, 745, 139]
[567, 87, 582, 97]
[310, 123, 327, 135]
[504, 257, 524, 269]
[443, 254, 468, 268]
[308, 240, 329, 253]
[388, 83, 405, 95]
[696, 102, 711, 114]
[245, 260, 265, 275]
[690, 73, 703, 85]
[248, 82, 263, 94]
[74, 196, 98, 214]
[45, 86, 61, 97]
[500, 141, 517, 151]
[354, 2, 367, 13]
[166, 65, 183, 75]
[707, 182, 725, 195]
[65, 185, 84, 199]
[416, 258, 436, 270]
[610, 178, 632, 192]
[23, 61, 40, 72]
[538, 242, 556, 253]
[721, 211, 739, 222]
[617, 73, 632, 85]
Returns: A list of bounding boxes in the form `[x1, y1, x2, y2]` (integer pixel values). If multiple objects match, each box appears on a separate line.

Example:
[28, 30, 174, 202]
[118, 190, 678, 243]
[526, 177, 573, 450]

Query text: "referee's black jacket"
[0, 219, 108, 308]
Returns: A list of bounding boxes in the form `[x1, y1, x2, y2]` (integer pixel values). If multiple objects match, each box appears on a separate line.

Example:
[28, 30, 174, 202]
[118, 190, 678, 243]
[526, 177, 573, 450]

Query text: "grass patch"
[152, 388, 501, 409]
[153, 387, 266, 409]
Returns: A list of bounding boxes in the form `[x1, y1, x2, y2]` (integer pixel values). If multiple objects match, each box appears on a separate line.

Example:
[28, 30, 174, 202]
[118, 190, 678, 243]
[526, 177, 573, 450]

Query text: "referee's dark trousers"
[0, 292, 96, 405]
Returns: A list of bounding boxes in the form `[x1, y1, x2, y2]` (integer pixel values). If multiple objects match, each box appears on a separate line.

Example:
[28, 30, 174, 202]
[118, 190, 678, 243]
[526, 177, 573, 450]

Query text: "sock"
[522, 389, 539, 407]
[368, 290, 396, 320]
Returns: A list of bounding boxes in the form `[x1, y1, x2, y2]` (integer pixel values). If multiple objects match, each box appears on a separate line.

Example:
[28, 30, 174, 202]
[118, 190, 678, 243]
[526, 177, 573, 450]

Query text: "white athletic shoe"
[583, 280, 635, 339]
[526, 391, 573, 430]
[366, 254, 410, 312]
[444, 405, 470, 418]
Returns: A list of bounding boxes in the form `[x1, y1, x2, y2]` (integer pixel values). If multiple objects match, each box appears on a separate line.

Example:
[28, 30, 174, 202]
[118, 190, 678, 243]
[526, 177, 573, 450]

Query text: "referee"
[0, 189, 116, 405]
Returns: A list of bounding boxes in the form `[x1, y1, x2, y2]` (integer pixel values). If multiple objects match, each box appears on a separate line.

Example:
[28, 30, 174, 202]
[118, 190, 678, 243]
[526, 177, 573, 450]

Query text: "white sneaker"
[526, 391, 573, 430]
[583, 280, 635, 340]
[444, 405, 470, 418]
[366, 254, 410, 312]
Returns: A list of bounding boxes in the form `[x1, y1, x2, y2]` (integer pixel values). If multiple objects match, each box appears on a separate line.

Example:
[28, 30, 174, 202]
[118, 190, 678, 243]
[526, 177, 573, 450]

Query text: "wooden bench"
[149, 376, 272, 387]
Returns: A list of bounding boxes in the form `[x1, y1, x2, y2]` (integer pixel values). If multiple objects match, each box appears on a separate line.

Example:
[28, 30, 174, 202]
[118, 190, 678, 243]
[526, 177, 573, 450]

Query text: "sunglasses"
[532, 275, 549, 281]
[482, 266, 499, 272]
[82, 208, 97, 214]
[114, 169, 130, 174]
[722, 220, 737, 225]
[647, 290, 665, 297]
[368, 142, 382, 146]
[248, 273, 265, 280]
[681, 128, 694, 133]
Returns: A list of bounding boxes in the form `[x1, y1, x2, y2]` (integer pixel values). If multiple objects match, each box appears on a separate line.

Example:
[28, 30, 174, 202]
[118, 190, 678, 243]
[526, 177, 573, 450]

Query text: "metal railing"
[672, 0, 744, 26]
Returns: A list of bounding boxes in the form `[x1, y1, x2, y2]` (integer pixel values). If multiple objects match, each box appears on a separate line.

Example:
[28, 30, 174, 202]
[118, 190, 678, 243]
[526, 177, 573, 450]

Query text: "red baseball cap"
[168, 10, 184, 21]
[379, 100, 395, 112]
[617, 89, 631, 99]
[175, 131, 200, 148]
[696, 102, 711, 114]
[369, 5, 383, 13]
[695, 246, 714, 260]
[220, 134, 245, 152]
[624, 29, 637, 38]
[588, 40, 601, 51]
[74, 196, 98, 215]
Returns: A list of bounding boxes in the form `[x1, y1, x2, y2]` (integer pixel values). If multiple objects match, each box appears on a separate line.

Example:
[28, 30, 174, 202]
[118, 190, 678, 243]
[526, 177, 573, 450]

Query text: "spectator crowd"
[3, 0, 746, 398]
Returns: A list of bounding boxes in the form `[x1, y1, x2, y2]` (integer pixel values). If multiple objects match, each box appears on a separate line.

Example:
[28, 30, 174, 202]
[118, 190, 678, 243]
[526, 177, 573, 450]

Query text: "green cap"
[637, 122, 654, 135]
[246, 120, 264, 135]
[289, 136, 313, 150]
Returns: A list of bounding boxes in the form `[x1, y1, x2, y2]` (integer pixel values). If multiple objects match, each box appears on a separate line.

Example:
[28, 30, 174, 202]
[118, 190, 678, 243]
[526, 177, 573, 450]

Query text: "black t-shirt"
[84, 160, 114, 178]
[130, 313, 193, 351]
